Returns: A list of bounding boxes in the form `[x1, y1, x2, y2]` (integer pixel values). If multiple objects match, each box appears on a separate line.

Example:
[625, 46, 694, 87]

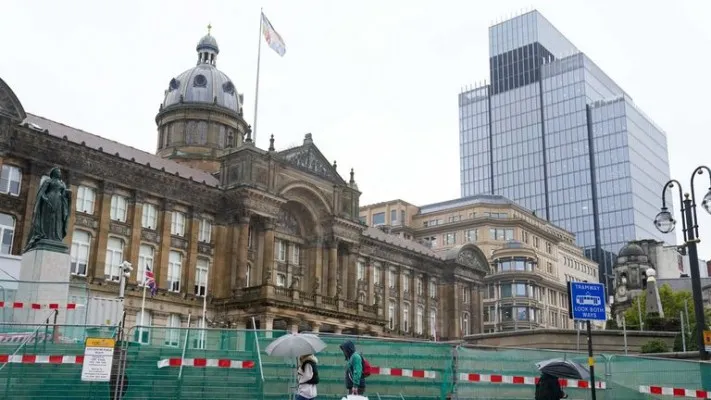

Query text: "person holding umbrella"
[296, 353, 319, 400]
[535, 373, 567, 400]
[535, 358, 589, 400]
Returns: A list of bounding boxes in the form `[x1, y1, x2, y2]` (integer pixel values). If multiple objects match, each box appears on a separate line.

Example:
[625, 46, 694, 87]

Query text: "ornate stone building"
[0, 30, 486, 341]
[360, 195, 600, 333]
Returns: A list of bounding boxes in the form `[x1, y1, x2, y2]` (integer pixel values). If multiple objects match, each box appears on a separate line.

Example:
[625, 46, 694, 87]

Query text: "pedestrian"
[535, 373, 567, 400]
[296, 353, 319, 400]
[339, 340, 366, 395]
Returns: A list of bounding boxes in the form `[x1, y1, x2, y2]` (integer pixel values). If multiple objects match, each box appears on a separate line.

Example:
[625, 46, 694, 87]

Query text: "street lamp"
[655, 166, 711, 360]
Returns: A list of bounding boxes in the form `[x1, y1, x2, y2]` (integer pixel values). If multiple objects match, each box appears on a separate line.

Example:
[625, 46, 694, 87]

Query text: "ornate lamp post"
[654, 166, 711, 360]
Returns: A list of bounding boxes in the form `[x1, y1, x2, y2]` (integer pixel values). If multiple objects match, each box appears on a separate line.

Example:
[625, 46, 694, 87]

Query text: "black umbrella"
[535, 358, 590, 380]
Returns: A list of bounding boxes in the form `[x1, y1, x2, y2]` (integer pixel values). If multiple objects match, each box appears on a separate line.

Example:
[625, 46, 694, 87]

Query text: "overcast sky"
[3, 0, 711, 258]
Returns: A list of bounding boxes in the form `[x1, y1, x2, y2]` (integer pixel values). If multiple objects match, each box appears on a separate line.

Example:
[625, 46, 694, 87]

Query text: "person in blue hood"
[339, 340, 365, 395]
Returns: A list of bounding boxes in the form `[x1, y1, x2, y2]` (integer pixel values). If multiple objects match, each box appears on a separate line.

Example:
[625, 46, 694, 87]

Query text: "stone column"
[127, 193, 144, 283]
[236, 213, 251, 288]
[212, 223, 229, 298]
[347, 248, 358, 300]
[262, 220, 275, 284]
[228, 224, 239, 290]
[91, 182, 114, 282]
[333, 326, 343, 335]
[424, 274, 431, 337]
[383, 265, 391, 325]
[310, 321, 321, 333]
[289, 320, 299, 334]
[328, 240, 339, 297]
[155, 201, 173, 287]
[312, 238, 324, 295]
[263, 314, 274, 338]
[184, 210, 200, 296]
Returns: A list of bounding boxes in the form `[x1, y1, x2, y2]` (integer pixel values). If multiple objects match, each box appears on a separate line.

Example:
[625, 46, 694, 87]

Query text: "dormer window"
[222, 81, 236, 95]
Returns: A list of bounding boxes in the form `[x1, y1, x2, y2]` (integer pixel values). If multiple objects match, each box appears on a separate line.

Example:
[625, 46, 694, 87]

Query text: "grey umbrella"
[535, 358, 590, 380]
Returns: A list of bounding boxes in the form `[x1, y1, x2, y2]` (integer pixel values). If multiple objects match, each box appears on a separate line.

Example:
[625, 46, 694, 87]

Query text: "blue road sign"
[568, 281, 607, 321]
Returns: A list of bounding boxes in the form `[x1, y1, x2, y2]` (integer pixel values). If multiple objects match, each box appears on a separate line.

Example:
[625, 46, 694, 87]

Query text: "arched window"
[403, 303, 410, 332]
[137, 244, 154, 285]
[416, 306, 424, 335]
[388, 300, 396, 330]
[0, 213, 16, 255]
[430, 308, 437, 338]
[167, 251, 182, 292]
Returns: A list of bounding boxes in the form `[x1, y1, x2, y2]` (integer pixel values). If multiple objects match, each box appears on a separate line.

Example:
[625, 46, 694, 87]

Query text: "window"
[429, 279, 437, 298]
[193, 317, 207, 350]
[390, 209, 397, 224]
[372, 212, 385, 226]
[401, 210, 406, 224]
[0, 213, 15, 255]
[416, 306, 424, 335]
[373, 265, 381, 285]
[165, 314, 181, 347]
[388, 301, 396, 329]
[274, 240, 286, 262]
[388, 270, 396, 289]
[402, 274, 410, 292]
[137, 244, 154, 285]
[547, 262, 554, 274]
[135, 310, 151, 344]
[489, 228, 514, 241]
[522, 231, 529, 243]
[461, 286, 470, 303]
[171, 212, 186, 236]
[534, 237, 540, 248]
[142, 203, 157, 229]
[357, 261, 365, 281]
[0, 165, 21, 196]
[245, 264, 251, 287]
[110, 195, 127, 222]
[444, 232, 456, 245]
[199, 219, 212, 243]
[167, 251, 182, 292]
[465, 229, 477, 242]
[276, 273, 287, 287]
[104, 237, 124, 281]
[546, 242, 552, 254]
[75, 186, 96, 214]
[461, 312, 470, 336]
[416, 277, 423, 296]
[403, 303, 410, 332]
[291, 245, 300, 264]
[496, 257, 534, 272]
[195, 258, 209, 296]
[70, 230, 91, 276]
[430, 309, 437, 337]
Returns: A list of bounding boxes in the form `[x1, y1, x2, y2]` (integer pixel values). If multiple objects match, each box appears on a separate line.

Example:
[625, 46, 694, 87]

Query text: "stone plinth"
[16, 247, 71, 325]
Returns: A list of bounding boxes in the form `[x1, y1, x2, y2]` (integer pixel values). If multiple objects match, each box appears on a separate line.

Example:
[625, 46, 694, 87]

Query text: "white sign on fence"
[80, 337, 115, 382]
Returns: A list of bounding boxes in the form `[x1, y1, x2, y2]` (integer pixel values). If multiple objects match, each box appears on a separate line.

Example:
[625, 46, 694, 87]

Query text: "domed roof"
[161, 27, 242, 115]
[619, 242, 645, 257]
[196, 33, 219, 53]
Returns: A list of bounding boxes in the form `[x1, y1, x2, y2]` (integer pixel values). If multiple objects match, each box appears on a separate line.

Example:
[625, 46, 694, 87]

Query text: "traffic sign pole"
[587, 320, 597, 400]
[567, 281, 606, 400]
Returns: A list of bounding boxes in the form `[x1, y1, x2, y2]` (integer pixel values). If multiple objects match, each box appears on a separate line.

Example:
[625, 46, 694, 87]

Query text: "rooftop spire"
[207, 23, 212, 35]
[196, 24, 219, 66]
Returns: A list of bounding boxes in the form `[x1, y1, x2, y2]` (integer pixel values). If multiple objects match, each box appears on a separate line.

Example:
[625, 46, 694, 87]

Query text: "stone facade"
[0, 71, 486, 340]
[360, 196, 600, 332]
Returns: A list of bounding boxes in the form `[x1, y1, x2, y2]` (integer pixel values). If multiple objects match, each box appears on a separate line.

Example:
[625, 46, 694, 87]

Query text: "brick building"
[0, 31, 486, 341]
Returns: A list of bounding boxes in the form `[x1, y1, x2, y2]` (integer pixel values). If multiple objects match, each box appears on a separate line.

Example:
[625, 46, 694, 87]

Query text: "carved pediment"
[278, 144, 345, 184]
[0, 78, 26, 123]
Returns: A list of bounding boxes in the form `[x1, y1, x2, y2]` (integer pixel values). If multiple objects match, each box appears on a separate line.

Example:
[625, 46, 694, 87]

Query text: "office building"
[459, 10, 674, 291]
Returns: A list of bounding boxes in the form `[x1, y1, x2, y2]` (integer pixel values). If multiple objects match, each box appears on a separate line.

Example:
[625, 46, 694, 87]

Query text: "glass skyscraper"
[459, 11, 675, 290]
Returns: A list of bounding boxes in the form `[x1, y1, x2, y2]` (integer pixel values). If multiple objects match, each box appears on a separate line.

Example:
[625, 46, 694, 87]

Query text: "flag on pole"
[261, 12, 286, 57]
[144, 265, 157, 297]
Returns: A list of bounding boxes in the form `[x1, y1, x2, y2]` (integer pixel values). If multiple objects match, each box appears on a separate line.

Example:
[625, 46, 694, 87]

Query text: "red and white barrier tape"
[640, 385, 711, 398]
[157, 358, 255, 369]
[370, 366, 436, 379]
[0, 302, 79, 310]
[459, 373, 606, 389]
[0, 354, 83, 364]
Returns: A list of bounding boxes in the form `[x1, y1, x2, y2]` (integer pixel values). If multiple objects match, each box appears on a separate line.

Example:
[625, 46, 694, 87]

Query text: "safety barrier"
[1, 324, 711, 399]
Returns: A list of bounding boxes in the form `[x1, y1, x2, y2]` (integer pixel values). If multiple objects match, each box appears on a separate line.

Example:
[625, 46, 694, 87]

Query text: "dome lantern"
[196, 24, 219, 66]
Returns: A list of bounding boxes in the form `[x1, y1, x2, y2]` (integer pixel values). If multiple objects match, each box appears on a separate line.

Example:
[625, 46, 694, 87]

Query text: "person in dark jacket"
[535, 373, 567, 400]
[339, 340, 365, 395]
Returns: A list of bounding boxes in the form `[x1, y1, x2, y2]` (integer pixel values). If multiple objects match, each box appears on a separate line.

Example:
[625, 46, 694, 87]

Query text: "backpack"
[360, 353, 372, 378]
[302, 360, 319, 385]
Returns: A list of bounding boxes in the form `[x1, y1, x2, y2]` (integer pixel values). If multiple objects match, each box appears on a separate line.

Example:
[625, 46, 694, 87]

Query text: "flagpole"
[252, 7, 264, 145]
[140, 281, 147, 337]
